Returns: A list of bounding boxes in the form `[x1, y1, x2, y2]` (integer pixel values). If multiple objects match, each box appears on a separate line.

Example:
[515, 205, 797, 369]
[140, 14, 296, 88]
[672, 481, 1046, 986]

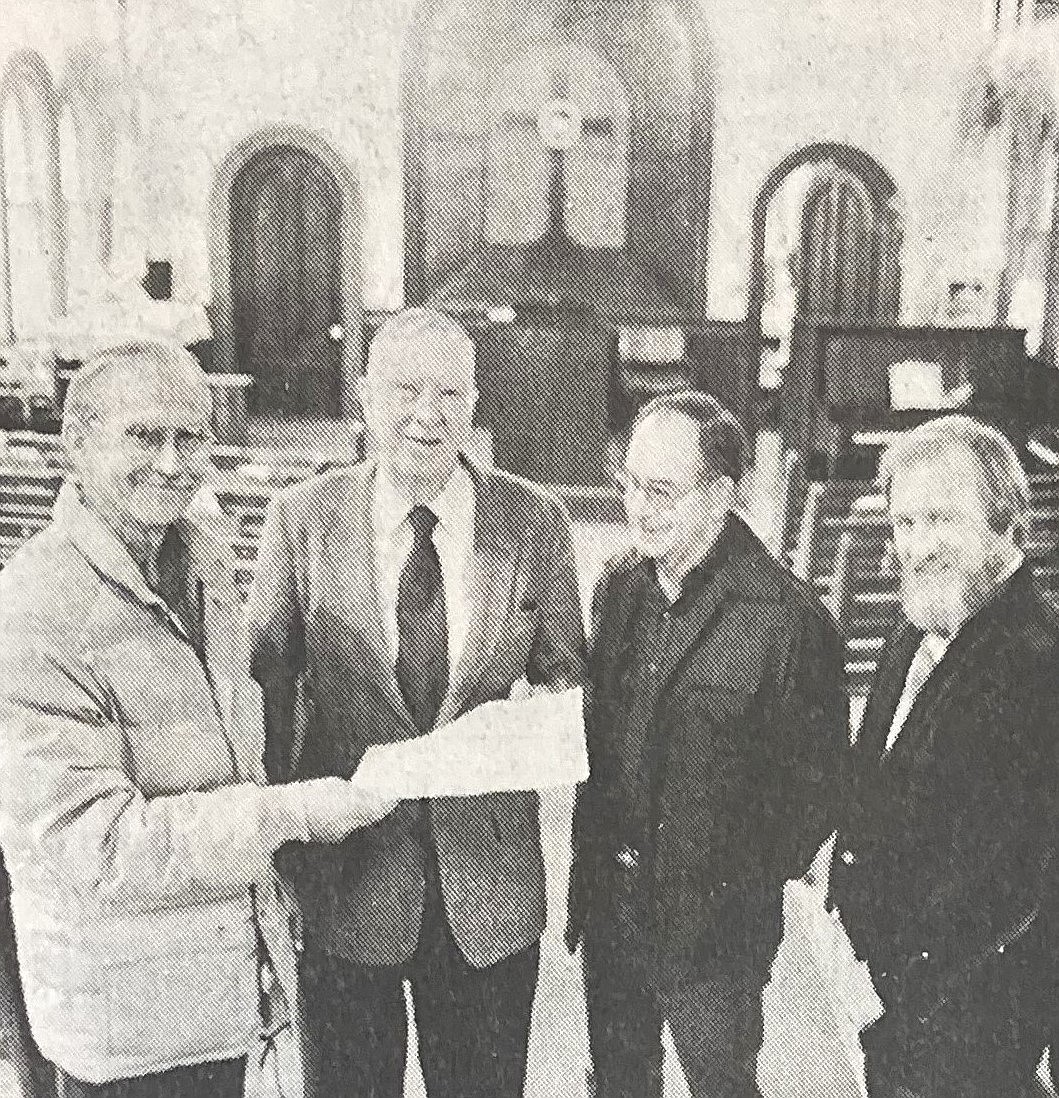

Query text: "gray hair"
[62, 340, 212, 443]
[878, 414, 1030, 536]
[367, 307, 475, 382]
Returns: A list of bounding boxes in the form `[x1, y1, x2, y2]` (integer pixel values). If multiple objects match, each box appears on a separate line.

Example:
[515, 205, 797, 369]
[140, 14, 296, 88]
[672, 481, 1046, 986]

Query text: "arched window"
[485, 44, 630, 248]
[0, 51, 65, 342]
[58, 101, 94, 309]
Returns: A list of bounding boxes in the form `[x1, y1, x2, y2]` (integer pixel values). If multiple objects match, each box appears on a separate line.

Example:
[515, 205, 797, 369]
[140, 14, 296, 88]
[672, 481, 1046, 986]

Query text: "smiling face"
[621, 410, 731, 578]
[889, 442, 1015, 635]
[360, 326, 477, 499]
[66, 359, 213, 544]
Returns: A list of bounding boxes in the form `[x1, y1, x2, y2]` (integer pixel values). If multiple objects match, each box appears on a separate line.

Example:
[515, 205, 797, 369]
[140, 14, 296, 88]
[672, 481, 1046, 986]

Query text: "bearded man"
[830, 415, 1059, 1098]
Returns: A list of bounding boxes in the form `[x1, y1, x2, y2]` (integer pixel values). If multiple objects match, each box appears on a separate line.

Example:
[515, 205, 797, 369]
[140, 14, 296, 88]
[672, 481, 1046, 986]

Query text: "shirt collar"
[651, 512, 740, 608]
[53, 481, 235, 613]
[373, 460, 475, 541]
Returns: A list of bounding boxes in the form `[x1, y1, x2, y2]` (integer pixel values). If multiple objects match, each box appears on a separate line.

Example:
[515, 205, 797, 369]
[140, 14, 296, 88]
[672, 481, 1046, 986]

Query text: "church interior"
[4, 0, 1059, 1094]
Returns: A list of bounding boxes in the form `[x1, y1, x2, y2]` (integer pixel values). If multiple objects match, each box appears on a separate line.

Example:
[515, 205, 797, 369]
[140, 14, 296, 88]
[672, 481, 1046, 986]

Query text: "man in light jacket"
[0, 340, 395, 1098]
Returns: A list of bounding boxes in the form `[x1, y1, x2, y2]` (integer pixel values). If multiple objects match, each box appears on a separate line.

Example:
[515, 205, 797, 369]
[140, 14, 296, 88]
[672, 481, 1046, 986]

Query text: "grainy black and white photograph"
[2, 2, 1059, 1097]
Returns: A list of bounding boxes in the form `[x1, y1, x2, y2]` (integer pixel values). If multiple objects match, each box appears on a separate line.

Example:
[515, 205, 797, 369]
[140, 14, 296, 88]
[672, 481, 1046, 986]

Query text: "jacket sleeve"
[0, 636, 309, 911]
[565, 566, 618, 947]
[527, 499, 587, 691]
[246, 495, 306, 784]
[758, 604, 850, 883]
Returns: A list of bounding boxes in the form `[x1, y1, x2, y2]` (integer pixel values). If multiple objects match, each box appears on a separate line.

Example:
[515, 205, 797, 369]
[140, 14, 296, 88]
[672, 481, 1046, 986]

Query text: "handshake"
[278, 777, 401, 845]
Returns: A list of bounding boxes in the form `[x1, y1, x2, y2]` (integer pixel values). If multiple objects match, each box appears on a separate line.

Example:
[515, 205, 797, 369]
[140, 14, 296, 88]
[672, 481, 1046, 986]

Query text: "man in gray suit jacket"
[247, 308, 586, 1098]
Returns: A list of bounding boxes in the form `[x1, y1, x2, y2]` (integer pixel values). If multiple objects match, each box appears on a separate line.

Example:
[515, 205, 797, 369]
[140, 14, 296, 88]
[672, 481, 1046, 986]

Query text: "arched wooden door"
[796, 170, 901, 325]
[230, 146, 342, 417]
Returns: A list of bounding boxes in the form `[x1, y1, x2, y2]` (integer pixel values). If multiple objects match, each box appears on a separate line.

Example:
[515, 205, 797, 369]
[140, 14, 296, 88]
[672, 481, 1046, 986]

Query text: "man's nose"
[411, 386, 444, 421]
[899, 520, 941, 561]
[153, 436, 181, 475]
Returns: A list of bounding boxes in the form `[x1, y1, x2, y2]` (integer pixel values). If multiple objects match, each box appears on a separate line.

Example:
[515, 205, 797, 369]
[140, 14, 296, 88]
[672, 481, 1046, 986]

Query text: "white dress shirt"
[884, 549, 1025, 754]
[372, 463, 475, 671]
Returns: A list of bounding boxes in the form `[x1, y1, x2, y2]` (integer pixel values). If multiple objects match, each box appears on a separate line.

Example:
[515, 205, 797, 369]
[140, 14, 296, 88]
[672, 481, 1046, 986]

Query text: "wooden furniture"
[472, 320, 616, 487]
[783, 323, 1041, 476]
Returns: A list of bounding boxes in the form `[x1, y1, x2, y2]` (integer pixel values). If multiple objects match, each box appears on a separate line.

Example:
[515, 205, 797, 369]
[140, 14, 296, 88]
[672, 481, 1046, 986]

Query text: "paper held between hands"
[349, 687, 588, 799]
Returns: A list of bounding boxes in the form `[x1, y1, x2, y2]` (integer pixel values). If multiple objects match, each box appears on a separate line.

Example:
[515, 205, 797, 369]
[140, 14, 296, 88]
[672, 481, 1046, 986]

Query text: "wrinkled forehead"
[368, 331, 476, 392]
[87, 361, 212, 430]
[888, 443, 987, 517]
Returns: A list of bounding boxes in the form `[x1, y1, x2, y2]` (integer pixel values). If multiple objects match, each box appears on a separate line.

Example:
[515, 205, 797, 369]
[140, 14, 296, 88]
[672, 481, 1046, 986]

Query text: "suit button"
[841, 849, 856, 865]
[921, 951, 929, 960]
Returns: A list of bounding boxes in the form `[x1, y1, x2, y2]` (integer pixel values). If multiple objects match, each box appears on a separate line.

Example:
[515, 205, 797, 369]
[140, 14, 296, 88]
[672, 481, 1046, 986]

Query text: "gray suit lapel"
[323, 464, 415, 730]
[438, 469, 518, 726]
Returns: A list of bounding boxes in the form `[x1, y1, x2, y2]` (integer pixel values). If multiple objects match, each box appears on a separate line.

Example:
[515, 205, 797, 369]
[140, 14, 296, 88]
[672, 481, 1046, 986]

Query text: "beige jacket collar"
[53, 482, 240, 628]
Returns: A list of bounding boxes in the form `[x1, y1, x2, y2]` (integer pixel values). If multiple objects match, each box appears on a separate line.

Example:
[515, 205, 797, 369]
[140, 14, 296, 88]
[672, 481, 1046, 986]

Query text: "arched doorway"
[749, 143, 902, 389]
[747, 144, 902, 470]
[209, 126, 362, 419]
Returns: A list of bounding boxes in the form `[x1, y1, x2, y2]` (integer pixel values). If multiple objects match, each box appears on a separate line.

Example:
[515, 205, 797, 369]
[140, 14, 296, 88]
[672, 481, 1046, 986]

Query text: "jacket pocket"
[100, 904, 258, 1076]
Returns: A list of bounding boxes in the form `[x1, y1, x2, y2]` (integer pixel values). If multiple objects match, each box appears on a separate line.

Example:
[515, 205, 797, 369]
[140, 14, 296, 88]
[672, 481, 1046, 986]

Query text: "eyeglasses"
[382, 380, 470, 417]
[613, 467, 702, 510]
[123, 425, 213, 459]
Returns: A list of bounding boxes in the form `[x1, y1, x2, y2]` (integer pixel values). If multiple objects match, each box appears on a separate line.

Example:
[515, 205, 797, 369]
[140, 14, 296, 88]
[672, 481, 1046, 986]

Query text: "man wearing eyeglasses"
[0, 341, 397, 1098]
[567, 390, 848, 1098]
[248, 308, 585, 1098]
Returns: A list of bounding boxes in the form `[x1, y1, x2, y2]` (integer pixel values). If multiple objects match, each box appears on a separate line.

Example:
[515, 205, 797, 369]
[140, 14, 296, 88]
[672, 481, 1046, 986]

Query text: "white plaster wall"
[0, 0, 1009, 327]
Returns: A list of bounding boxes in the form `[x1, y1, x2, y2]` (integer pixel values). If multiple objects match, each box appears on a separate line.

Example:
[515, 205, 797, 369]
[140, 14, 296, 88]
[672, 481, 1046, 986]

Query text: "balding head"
[63, 340, 212, 448]
[365, 307, 476, 389]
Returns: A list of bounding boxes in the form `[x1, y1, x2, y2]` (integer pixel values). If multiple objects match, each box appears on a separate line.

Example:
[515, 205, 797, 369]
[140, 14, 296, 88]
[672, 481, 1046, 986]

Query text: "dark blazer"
[831, 565, 1059, 1017]
[247, 457, 586, 969]
[569, 516, 849, 972]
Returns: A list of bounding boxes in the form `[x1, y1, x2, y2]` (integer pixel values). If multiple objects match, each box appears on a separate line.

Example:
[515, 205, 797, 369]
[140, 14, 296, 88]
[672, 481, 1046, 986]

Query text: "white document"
[349, 687, 587, 799]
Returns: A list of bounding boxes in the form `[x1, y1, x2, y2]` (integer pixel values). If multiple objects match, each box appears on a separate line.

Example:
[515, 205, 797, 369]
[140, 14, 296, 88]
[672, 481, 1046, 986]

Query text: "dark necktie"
[395, 505, 450, 734]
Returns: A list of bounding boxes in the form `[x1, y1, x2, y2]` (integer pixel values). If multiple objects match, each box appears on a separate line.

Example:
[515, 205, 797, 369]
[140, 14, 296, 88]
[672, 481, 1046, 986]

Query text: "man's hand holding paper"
[350, 686, 588, 800]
